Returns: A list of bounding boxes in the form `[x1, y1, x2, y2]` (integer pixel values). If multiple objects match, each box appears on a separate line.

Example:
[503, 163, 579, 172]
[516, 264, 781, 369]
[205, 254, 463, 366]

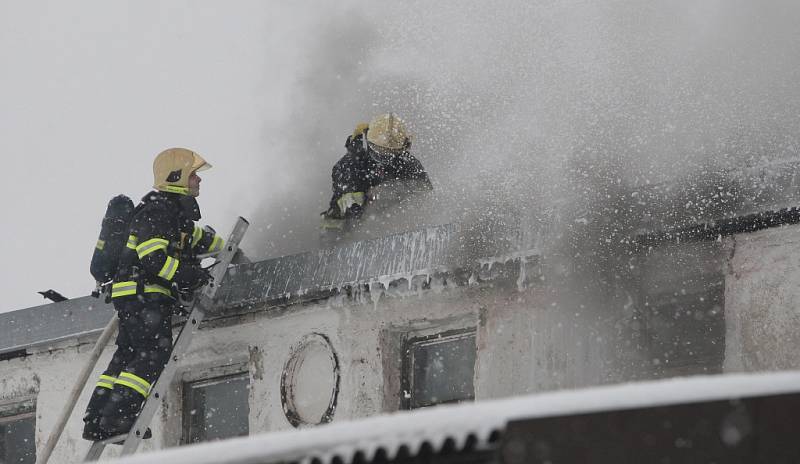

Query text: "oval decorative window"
[280, 333, 340, 427]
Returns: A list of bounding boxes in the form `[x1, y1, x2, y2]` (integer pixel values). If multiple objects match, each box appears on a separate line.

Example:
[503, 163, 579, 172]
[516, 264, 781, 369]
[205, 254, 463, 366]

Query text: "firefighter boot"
[82, 385, 114, 441]
[98, 386, 146, 439]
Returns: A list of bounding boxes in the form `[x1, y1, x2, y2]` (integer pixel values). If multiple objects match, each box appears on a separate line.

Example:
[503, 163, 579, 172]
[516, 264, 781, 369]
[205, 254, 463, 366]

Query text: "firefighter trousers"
[83, 294, 174, 435]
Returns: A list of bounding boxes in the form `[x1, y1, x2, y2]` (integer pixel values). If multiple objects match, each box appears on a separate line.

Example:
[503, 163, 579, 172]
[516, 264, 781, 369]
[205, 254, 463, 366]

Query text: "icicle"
[368, 281, 383, 309]
[516, 256, 527, 292]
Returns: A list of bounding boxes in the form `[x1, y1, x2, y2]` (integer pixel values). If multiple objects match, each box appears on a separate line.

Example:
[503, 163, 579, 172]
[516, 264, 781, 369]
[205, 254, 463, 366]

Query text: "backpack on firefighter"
[90, 194, 137, 301]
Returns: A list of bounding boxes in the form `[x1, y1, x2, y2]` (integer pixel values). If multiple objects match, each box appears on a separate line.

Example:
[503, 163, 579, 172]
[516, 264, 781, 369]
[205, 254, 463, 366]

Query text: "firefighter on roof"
[82, 148, 225, 441]
[320, 113, 433, 240]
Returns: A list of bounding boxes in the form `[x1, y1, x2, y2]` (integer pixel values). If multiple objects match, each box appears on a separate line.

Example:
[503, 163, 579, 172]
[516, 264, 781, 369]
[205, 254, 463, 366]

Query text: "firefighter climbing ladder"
[84, 216, 248, 461]
[37, 217, 249, 464]
[85, 217, 249, 461]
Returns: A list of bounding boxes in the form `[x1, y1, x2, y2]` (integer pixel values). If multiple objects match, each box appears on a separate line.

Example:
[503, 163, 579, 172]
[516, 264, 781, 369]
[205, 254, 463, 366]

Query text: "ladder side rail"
[117, 305, 208, 454]
[85, 305, 210, 460]
[84, 436, 112, 461]
[38, 314, 119, 464]
[119, 217, 248, 456]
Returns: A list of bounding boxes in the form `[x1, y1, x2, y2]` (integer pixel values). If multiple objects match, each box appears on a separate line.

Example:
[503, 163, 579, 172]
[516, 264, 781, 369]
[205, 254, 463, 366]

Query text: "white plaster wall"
[10, 223, 800, 461]
[724, 225, 800, 372]
[0, 274, 639, 462]
[183, 278, 634, 429]
[476, 288, 619, 398]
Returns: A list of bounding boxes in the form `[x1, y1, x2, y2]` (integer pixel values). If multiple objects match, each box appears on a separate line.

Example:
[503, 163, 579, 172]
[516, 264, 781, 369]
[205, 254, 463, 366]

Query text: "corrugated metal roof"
[108, 370, 800, 464]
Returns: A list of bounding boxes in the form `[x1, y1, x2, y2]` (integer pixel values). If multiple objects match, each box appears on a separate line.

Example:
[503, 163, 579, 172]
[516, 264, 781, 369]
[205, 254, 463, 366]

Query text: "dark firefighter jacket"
[110, 190, 223, 300]
[326, 133, 433, 220]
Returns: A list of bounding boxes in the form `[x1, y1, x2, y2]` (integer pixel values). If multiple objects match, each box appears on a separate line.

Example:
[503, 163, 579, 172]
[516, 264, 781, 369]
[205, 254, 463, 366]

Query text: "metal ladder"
[82, 217, 249, 461]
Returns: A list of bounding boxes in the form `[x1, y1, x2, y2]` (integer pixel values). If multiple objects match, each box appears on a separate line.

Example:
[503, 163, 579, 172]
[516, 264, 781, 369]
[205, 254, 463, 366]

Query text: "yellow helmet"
[152, 147, 211, 194]
[366, 113, 410, 151]
[352, 122, 369, 139]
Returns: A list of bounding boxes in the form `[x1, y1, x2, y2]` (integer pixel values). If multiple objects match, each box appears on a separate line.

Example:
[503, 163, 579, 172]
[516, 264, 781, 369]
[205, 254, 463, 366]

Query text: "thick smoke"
[249, 0, 800, 261]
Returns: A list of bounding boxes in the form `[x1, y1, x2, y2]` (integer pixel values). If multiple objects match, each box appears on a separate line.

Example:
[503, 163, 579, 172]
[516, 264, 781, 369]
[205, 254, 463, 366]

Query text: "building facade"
[1, 203, 800, 462]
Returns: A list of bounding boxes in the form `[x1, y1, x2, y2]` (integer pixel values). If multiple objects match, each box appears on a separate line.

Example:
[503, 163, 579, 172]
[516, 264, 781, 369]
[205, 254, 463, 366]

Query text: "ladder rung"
[95, 433, 127, 446]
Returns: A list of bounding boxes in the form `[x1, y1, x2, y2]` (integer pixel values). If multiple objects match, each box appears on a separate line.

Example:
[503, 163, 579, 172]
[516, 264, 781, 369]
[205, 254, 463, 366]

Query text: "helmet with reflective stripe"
[366, 113, 411, 152]
[153, 148, 211, 194]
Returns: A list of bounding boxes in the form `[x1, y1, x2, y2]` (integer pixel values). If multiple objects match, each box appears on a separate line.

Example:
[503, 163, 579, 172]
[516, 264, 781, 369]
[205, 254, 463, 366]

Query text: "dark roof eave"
[636, 206, 800, 247]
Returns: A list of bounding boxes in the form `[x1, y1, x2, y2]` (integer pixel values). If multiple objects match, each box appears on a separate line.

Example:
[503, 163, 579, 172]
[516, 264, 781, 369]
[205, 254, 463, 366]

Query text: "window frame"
[0, 397, 36, 464]
[181, 371, 250, 445]
[400, 327, 477, 410]
[280, 333, 341, 428]
[0, 410, 35, 426]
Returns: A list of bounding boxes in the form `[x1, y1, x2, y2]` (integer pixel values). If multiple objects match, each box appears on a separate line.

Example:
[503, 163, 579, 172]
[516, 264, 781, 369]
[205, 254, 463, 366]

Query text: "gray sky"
[2, 1, 800, 313]
[0, 1, 341, 312]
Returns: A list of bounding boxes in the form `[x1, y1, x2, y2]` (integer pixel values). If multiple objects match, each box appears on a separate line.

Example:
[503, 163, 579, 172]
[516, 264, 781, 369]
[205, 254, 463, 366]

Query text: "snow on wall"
[724, 224, 800, 372]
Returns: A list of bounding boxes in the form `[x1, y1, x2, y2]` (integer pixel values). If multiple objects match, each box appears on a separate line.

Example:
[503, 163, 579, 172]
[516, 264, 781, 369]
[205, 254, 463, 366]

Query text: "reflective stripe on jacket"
[111, 190, 216, 299]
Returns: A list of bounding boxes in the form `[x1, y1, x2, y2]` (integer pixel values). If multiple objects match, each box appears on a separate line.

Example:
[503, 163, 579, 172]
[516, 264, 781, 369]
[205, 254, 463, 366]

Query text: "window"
[0, 399, 36, 464]
[402, 329, 476, 409]
[182, 373, 249, 444]
[645, 284, 725, 377]
[281, 333, 340, 428]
